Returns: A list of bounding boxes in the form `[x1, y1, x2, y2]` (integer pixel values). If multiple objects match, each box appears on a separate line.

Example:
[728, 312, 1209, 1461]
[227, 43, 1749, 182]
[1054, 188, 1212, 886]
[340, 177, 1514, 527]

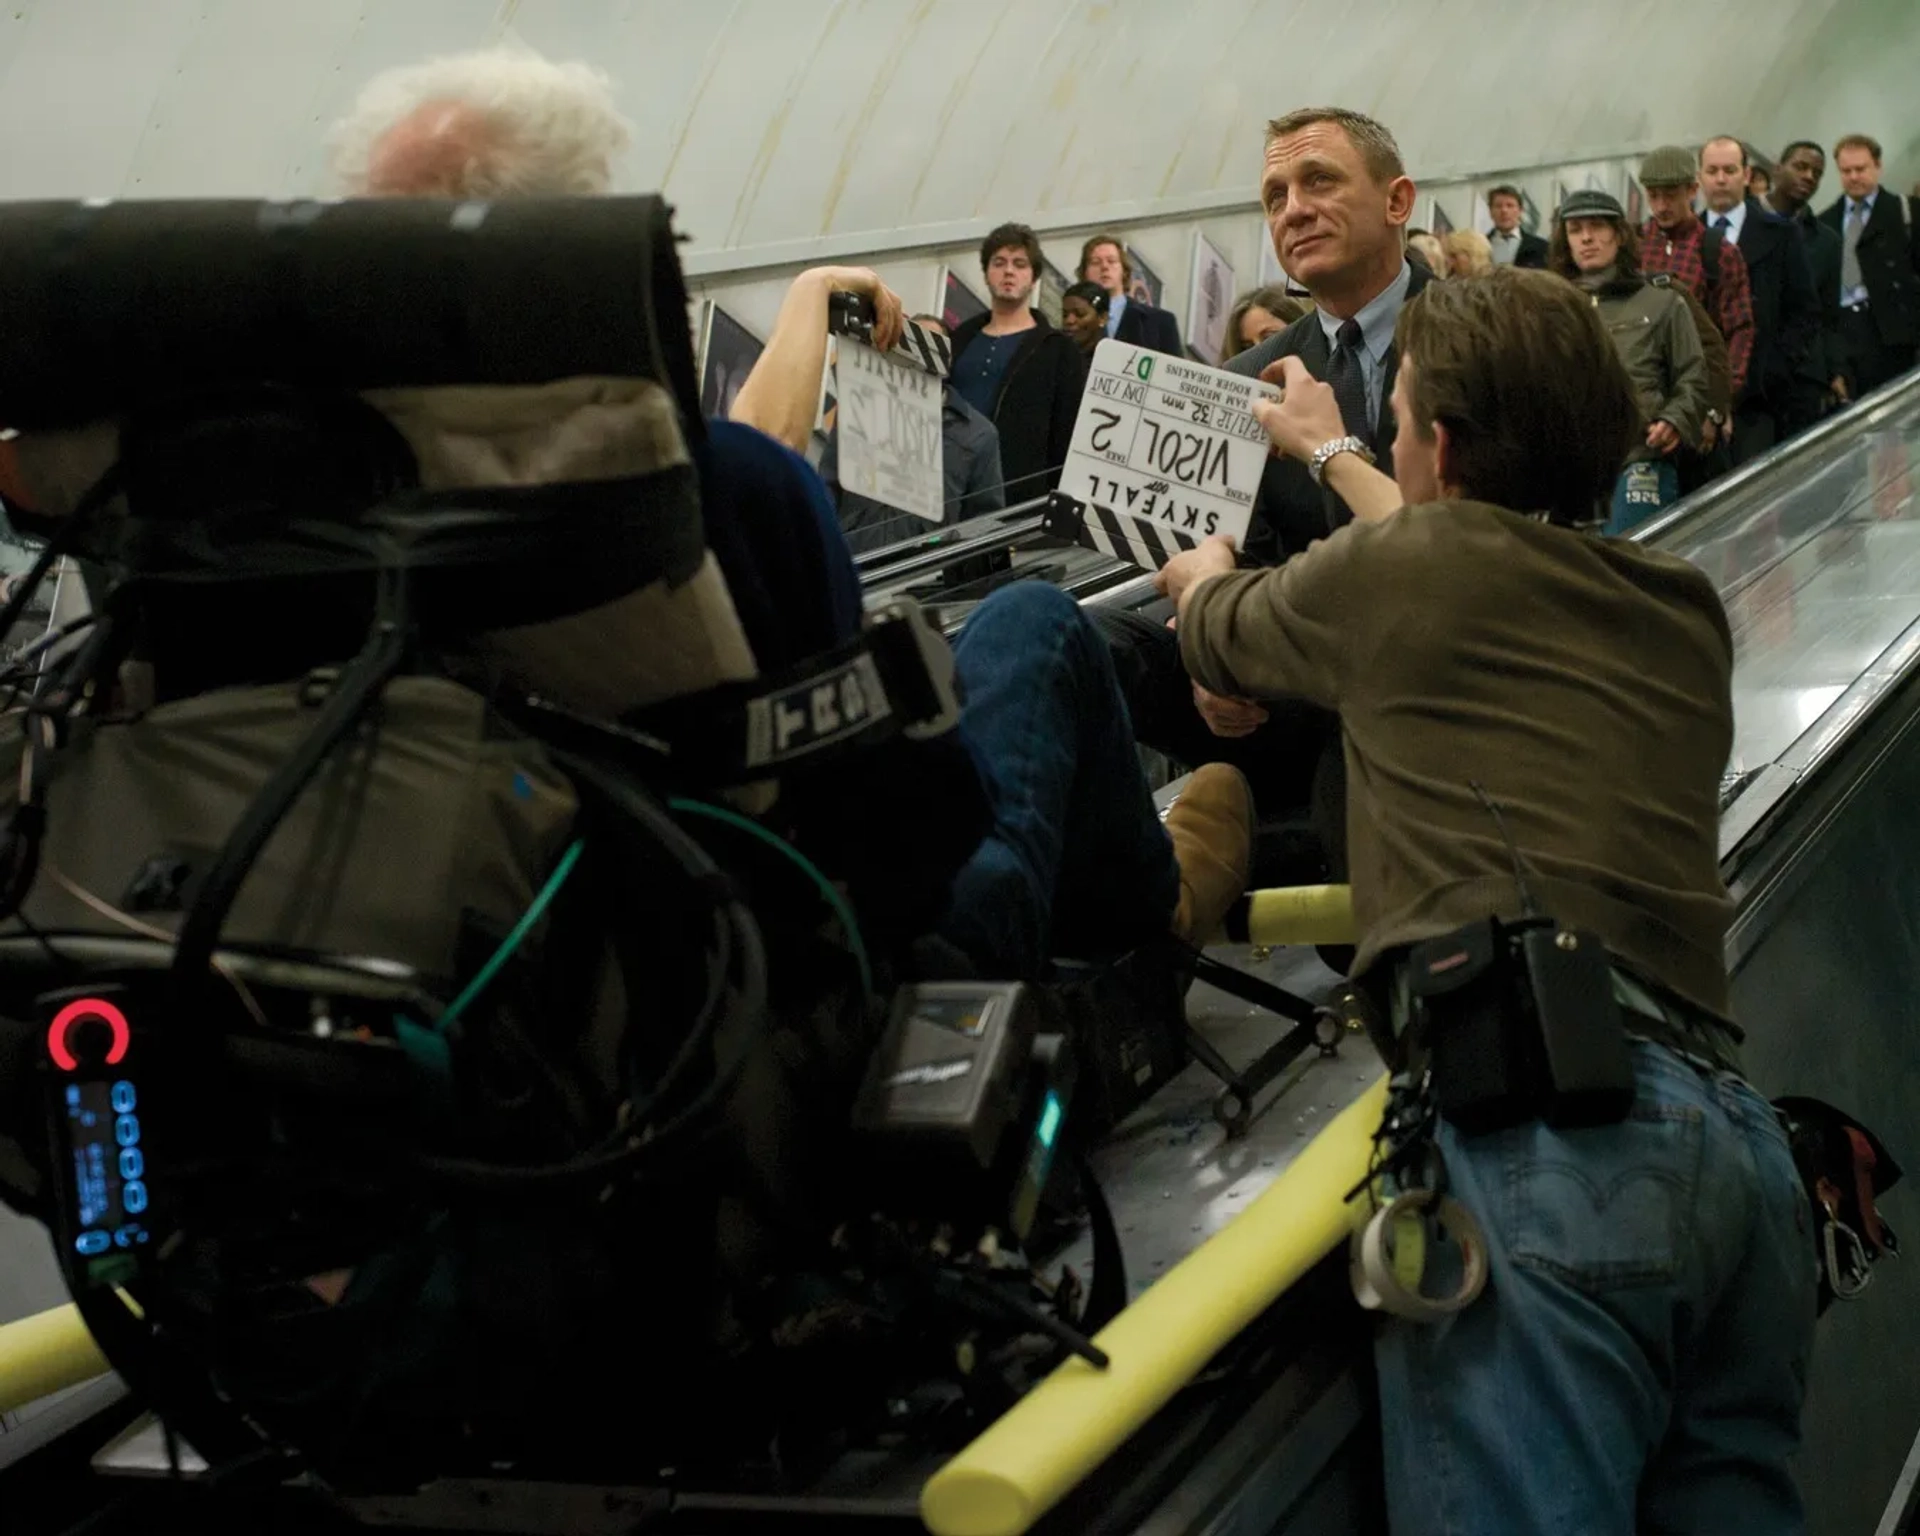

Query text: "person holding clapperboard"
[1156, 264, 1821, 1536]
[710, 247, 1259, 986]
[1090, 107, 1429, 893]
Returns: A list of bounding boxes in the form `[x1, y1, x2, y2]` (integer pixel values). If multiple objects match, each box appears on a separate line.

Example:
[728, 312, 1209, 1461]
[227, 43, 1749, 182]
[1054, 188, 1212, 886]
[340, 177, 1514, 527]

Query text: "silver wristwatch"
[1308, 435, 1376, 486]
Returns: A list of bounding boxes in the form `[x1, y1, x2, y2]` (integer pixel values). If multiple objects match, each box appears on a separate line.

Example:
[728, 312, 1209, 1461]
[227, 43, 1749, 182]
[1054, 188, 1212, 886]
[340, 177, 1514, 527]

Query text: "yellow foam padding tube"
[0, 1303, 109, 1414]
[920, 1072, 1389, 1536]
[1241, 884, 1354, 949]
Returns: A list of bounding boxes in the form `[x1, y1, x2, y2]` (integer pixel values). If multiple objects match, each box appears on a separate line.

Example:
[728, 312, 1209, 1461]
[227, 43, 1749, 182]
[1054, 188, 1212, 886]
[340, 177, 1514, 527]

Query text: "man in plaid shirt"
[1638, 145, 1754, 483]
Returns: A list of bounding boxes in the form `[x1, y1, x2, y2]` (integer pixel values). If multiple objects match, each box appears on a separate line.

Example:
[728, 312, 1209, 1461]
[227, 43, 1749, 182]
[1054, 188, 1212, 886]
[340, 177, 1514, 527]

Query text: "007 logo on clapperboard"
[1045, 342, 1279, 570]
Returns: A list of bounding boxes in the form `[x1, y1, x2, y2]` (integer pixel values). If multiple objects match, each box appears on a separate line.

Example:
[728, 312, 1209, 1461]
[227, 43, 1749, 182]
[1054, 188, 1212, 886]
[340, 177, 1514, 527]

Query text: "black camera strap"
[517, 600, 961, 788]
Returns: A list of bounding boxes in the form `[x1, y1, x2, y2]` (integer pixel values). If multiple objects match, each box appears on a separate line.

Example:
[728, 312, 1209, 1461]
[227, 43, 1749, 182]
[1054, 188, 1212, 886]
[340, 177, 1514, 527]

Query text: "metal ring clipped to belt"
[1349, 1188, 1490, 1323]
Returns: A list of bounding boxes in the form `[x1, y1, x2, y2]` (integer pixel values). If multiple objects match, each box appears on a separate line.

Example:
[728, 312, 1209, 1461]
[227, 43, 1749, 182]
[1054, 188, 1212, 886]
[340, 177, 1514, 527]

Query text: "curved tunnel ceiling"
[0, 0, 1911, 277]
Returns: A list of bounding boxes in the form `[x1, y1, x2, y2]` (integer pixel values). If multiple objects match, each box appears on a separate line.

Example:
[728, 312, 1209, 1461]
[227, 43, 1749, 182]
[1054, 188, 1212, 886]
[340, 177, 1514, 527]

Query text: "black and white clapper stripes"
[1043, 491, 1201, 571]
[826, 291, 952, 378]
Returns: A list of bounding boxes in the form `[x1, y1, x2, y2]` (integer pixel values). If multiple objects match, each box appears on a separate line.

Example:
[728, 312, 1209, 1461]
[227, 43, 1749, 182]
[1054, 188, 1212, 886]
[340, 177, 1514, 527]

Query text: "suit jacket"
[1513, 232, 1551, 270]
[1226, 262, 1435, 565]
[1112, 298, 1183, 356]
[1821, 191, 1920, 347]
[1726, 197, 1820, 408]
[1790, 206, 1845, 390]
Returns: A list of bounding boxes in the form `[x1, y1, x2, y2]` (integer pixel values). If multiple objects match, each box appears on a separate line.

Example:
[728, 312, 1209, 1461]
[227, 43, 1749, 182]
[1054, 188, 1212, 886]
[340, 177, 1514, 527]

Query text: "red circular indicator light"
[47, 998, 131, 1071]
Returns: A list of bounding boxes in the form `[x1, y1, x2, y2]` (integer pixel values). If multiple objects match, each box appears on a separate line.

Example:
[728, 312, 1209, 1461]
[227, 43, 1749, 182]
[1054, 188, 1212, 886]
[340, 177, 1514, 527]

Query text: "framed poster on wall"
[698, 302, 764, 422]
[1186, 232, 1235, 365]
[939, 268, 988, 331]
[1429, 198, 1456, 237]
[1124, 246, 1165, 308]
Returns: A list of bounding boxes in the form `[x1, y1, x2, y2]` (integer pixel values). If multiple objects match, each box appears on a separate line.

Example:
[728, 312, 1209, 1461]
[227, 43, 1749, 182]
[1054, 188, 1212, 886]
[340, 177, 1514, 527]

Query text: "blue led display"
[67, 1078, 148, 1263]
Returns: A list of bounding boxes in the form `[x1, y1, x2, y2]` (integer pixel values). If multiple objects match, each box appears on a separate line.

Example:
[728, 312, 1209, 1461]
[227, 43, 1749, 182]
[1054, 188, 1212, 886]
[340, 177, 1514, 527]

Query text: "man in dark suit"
[1821, 133, 1920, 398]
[1077, 234, 1183, 356]
[1699, 136, 1820, 464]
[1768, 140, 1847, 429]
[1486, 185, 1550, 269]
[1095, 106, 1422, 869]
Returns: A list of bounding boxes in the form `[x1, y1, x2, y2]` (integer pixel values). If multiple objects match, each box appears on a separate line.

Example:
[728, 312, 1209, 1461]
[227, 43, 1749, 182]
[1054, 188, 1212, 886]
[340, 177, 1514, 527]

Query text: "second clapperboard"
[1045, 340, 1278, 569]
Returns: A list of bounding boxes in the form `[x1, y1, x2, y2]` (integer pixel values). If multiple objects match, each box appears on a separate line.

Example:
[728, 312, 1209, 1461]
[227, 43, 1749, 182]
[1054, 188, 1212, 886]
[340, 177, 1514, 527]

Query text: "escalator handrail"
[1632, 366, 1920, 548]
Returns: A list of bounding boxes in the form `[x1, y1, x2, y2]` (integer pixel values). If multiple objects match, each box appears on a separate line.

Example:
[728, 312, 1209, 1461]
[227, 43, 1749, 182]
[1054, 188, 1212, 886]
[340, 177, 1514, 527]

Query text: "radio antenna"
[1470, 780, 1541, 919]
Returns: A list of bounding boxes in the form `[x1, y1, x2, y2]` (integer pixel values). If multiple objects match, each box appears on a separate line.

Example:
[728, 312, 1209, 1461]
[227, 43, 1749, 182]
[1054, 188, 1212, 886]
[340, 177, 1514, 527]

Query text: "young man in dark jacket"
[947, 223, 1087, 505]
[1159, 267, 1816, 1536]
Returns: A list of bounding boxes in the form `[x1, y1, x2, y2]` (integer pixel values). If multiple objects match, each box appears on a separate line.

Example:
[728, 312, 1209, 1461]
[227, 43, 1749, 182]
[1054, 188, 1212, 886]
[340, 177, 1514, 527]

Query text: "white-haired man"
[328, 47, 1254, 1006]
[331, 49, 632, 197]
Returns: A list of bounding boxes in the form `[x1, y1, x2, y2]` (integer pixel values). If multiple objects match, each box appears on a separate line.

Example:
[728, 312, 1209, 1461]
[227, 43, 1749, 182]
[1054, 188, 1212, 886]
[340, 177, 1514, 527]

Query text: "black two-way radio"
[1405, 783, 1634, 1135]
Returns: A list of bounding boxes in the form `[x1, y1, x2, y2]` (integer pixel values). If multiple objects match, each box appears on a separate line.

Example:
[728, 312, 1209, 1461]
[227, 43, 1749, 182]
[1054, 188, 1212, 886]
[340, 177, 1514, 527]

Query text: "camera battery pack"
[853, 982, 1035, 1169]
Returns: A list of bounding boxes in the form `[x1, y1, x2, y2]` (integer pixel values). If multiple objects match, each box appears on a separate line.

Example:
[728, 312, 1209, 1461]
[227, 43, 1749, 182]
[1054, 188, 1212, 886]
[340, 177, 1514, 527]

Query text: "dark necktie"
[1327, 318, 1371, 439]
[1713, 214, 1732, 233]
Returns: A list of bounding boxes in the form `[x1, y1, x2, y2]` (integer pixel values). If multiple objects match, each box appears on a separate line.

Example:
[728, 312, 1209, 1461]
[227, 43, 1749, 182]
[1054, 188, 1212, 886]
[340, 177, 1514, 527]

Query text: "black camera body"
[1406, 917, 1635, 1136]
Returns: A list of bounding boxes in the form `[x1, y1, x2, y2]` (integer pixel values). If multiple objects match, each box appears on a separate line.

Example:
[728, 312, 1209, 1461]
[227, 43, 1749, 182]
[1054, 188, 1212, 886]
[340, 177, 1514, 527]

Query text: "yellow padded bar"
[0, 1303, 109, 1414]
[921, 1073, 1388, 1536]
[1240, 884, 1354, 948]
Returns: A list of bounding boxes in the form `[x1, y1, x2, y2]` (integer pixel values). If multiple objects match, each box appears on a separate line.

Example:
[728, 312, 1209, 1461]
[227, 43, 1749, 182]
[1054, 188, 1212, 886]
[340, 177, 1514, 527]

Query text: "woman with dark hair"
[1060, 280, 1110, 355]
[1550, 190, 1708, 533]
[1220, 284, 1309, 362]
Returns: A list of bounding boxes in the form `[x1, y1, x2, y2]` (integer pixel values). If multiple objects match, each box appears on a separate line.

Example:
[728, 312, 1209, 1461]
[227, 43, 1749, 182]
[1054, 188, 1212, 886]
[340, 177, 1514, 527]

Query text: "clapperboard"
[827, 291, 952, 378]
[1045, 340, 1279, 570]
[827, 294, 953, 525]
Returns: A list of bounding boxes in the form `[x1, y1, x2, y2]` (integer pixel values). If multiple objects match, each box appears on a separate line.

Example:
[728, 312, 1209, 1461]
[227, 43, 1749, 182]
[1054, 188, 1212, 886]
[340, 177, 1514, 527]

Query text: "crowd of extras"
[824, 132, 1915, 552]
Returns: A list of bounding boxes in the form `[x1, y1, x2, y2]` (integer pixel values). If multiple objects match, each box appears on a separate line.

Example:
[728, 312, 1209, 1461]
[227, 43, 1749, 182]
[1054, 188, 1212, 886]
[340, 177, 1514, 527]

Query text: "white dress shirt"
[1707, 200, 1749, 244]
[1104, 293, 1130, 337]
[1488, 228, 1521, 265]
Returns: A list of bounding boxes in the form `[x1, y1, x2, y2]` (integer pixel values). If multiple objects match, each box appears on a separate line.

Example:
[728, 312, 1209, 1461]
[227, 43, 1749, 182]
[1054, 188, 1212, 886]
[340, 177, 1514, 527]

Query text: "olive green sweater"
[1181, 501, 1736, 1018]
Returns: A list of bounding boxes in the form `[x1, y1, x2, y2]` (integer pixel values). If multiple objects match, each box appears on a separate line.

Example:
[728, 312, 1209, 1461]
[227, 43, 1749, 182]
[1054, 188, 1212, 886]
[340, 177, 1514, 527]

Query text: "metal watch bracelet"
[1309, 435, 1376, 486]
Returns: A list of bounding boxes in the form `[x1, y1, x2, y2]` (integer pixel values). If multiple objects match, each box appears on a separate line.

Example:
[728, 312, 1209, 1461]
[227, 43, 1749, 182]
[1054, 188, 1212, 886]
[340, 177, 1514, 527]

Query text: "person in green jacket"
[1550, 189, 1709, 534]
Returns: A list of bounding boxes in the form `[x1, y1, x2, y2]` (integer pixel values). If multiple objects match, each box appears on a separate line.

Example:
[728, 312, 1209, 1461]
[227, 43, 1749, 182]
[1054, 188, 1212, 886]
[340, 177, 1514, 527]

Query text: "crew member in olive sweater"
[1157, 268, 1815, 1536]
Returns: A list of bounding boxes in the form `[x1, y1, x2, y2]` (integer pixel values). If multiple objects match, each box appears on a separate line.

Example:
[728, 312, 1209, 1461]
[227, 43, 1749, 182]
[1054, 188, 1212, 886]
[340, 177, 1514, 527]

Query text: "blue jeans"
[1608, 457, 1681, 534]
[936, 583, 1180, 978]
[1376, 1040, 1818, 1536]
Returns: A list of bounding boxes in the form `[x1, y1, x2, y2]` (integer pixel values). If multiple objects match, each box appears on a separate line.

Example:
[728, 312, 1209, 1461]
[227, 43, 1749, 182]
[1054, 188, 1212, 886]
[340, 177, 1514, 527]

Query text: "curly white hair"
[329, 47, 632, 197]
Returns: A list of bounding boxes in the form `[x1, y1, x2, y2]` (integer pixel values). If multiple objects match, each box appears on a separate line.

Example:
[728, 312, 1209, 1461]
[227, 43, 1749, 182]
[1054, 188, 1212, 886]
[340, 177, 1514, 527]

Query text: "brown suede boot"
[1165, 763, 1254, 945]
